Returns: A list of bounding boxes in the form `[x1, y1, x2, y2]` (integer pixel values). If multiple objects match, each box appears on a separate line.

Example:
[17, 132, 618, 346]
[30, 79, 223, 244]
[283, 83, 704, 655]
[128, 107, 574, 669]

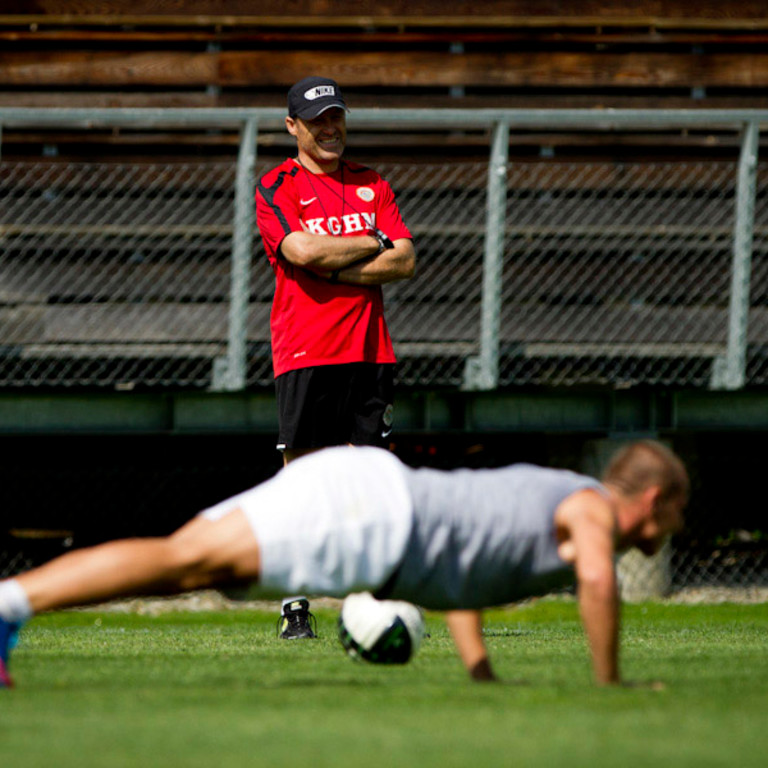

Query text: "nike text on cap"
[288, 76, 348, 120]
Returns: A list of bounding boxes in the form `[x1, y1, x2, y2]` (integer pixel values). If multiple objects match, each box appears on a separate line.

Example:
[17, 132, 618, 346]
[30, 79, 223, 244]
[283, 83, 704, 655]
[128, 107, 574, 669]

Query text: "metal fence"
[1, 108, 767, 392]
[1, 107, 768, 595]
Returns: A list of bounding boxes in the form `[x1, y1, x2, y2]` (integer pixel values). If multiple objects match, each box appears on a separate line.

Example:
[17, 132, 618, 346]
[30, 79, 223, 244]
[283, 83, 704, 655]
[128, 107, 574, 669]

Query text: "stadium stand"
[1, 2, 767, 391]
[1, 1, 768, 152]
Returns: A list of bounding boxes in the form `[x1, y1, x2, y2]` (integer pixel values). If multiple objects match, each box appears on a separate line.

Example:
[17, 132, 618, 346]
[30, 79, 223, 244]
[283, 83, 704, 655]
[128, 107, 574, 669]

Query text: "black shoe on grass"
[277, 597, 317, 640]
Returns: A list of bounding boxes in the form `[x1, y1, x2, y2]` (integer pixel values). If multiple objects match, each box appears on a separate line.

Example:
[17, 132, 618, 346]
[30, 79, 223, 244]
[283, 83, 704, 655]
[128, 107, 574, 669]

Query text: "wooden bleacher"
[1, 1, 768, 159]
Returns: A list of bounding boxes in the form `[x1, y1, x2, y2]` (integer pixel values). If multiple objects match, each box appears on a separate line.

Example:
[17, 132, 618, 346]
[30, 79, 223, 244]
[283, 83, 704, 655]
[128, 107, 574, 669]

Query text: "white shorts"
[200, 446, 414, 598]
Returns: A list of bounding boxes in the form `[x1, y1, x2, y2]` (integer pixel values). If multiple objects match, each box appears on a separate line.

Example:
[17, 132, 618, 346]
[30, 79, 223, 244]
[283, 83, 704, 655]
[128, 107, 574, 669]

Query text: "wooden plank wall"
[1, 0, 768, 159]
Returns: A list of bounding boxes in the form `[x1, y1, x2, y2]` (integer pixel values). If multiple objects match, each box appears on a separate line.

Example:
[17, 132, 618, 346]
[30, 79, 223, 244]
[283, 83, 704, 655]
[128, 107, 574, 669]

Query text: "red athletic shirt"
[256, 158, 412, 377]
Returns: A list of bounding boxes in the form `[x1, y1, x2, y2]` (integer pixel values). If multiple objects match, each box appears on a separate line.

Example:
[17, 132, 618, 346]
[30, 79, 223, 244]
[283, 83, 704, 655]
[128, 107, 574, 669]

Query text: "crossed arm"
[280, 230, 416, 285]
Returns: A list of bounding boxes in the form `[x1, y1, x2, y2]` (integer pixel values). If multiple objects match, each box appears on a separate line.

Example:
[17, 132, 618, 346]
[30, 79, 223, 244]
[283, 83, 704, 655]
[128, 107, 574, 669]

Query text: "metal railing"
[0, 107, 766, 392]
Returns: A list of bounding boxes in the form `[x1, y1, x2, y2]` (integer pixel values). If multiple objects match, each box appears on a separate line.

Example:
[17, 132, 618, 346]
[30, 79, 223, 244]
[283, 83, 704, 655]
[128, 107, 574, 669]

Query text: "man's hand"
[468, 657, 498, 682]
[445, 610, 498, 682]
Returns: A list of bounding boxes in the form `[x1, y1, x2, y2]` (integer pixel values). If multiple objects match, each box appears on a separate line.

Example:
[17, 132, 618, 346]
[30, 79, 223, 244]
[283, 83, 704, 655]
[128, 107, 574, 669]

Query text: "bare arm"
[334, 238, 416, 285]
[280, 231, 415, 285]
[280, 230, 381, 272]
[561, 491, 621, 685]
[445, 609, 497, 681]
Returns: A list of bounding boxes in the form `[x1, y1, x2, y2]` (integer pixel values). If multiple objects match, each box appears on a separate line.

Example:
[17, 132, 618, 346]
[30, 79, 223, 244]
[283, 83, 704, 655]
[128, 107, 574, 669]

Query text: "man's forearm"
[578, 576, 621, 685]
[564, 493, 622, 686]
[334, 239, 416, 285]
[281, 231, 381, 271]
[445, 609, 497, 682]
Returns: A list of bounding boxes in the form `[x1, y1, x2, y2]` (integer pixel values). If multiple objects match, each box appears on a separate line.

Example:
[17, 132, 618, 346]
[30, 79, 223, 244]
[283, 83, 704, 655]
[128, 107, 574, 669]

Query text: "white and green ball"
[338, 592, 425, 664]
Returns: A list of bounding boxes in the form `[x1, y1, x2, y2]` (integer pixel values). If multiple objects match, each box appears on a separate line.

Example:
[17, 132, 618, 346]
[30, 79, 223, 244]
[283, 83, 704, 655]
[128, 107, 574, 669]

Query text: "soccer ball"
[338, 592, 425, 665]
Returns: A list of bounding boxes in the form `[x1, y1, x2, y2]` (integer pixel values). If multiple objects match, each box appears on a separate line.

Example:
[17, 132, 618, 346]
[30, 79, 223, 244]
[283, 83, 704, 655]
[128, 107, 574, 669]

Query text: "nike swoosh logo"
[300, 197, 317, 206]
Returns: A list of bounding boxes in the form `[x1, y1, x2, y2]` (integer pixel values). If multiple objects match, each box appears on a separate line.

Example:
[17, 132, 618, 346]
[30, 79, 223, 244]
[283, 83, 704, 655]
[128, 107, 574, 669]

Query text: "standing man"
[255, 76, 416, 637]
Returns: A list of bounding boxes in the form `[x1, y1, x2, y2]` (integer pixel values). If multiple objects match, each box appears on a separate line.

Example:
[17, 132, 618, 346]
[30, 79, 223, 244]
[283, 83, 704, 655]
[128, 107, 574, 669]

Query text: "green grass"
[2, 600, 767, 767]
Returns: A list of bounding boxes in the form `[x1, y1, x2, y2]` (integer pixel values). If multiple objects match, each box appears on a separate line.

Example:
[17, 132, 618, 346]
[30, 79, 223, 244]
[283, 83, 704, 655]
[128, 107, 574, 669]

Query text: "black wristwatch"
[371, 228, 395, 254]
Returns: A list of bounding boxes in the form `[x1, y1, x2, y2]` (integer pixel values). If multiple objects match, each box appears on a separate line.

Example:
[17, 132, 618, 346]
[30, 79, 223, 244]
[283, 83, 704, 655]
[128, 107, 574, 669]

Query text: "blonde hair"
[602, 440, 689, 507]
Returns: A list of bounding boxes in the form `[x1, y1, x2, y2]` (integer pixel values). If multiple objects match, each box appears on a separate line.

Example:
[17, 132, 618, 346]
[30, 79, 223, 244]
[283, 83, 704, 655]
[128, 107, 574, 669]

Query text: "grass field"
[1, 599, 766, 768]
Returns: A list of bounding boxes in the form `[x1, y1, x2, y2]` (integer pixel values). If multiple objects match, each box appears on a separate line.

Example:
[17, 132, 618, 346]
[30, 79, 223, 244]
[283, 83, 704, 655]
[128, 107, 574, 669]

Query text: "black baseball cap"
[287, 76, 348, 120]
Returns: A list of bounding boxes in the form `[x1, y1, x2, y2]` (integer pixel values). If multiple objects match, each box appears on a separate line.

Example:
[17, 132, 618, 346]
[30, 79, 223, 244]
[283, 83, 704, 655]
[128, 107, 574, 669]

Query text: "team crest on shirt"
[356, 187, 375, 202]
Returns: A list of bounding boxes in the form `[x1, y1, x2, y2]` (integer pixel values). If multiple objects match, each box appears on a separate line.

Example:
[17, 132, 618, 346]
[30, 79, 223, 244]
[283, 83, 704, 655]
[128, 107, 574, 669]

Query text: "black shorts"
[275, 363, 394, 452]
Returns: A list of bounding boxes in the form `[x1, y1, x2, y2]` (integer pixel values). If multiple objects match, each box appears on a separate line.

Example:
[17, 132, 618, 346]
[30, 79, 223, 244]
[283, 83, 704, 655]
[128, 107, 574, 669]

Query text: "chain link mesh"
[383, 161, 487, 387]
[3, 156, 767, 390]
[1, 161, 241, 387]
[499, 161, 740, 388]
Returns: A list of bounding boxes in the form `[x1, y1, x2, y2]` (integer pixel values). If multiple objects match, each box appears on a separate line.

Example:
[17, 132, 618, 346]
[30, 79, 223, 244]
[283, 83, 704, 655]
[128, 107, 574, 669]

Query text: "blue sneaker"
[0, 617, 21, 689]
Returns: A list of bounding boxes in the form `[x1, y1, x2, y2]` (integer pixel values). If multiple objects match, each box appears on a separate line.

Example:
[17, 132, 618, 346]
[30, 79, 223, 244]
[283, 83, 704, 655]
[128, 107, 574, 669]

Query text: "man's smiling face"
[286, 107, 347, 173]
